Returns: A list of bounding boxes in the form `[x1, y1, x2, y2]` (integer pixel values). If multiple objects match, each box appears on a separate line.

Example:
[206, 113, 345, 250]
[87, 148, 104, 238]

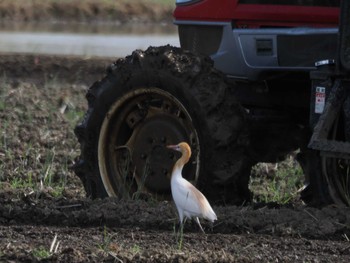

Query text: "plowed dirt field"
[1, 55, 350, 262]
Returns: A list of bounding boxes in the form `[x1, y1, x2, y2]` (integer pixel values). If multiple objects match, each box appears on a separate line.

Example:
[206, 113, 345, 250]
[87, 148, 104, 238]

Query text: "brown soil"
[1, 54, 350, 262]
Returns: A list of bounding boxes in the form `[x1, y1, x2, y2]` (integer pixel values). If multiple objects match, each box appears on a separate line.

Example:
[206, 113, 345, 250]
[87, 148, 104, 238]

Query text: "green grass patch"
[9, 175, 35, 189]
[250, 155, 304, 204]
[64, 109, 85, 128]
[32, 247, 51, 260]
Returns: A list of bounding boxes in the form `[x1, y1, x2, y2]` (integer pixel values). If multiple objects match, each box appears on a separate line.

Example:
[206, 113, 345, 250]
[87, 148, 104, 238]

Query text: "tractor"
[74, 0, 350, 206]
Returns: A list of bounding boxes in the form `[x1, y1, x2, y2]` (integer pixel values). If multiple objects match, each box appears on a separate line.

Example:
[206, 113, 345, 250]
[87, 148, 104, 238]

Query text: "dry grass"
[0, 73, 86, 198]
[0, 0, 174, 23]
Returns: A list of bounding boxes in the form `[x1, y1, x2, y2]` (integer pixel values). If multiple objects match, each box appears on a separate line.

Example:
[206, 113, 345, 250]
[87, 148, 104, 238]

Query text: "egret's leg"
[195, 217, 205, 233]
[178, 209, 184, 225]
[177, 221, 184, 250]
[174, 208, 184, 234]
[175, 217, 185, 247]
[180, 221, 184, 234]
[177, 217, 187, 234]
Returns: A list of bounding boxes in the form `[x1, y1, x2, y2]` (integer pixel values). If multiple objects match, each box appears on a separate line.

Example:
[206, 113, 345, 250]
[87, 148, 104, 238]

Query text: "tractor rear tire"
[74, 45, 252, 204]
[321, 112, 350, 206]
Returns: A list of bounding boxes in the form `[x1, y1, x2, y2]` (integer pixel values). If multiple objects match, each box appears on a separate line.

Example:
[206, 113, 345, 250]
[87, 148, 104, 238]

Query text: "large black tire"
[320, 109, 350, 206]
[74, 45, 252, 204]
[297, 148, 333, 207]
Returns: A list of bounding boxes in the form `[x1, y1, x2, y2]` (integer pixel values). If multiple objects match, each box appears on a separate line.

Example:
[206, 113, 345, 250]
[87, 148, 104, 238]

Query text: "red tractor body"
[174, 0, 339, 27]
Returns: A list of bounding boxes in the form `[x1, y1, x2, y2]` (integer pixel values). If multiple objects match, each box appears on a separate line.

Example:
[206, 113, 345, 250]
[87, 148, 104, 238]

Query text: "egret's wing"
[172, 178, 204, 217]
[172, 178, 217, 221]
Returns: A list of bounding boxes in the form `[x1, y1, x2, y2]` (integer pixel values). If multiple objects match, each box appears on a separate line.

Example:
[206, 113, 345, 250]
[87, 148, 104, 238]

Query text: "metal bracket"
[308, 79, 350, 159]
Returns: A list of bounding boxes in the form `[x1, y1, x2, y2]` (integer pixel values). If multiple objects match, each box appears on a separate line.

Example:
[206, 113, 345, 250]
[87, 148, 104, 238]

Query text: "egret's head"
[166, 142, 192, 160]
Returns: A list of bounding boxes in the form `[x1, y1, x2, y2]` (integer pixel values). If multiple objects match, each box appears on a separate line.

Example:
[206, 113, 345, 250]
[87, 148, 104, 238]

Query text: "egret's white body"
[167, 142, 217, 232]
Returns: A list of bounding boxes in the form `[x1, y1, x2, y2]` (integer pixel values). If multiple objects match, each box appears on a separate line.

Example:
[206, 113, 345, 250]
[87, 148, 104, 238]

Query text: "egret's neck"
[171, 151, 190, 181]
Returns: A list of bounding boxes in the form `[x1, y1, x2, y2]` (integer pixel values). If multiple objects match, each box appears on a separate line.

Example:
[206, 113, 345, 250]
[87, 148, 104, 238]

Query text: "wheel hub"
[98, 88, 200, 199]
[131, 114, 187, 193]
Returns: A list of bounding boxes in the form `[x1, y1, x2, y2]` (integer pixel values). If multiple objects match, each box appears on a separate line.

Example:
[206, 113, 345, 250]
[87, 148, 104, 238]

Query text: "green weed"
[0, 100, 5, 111]
[64, 109, 85, 127]
[42, 148, 56, 186]
[132, 157, 151, 200]
[114, 145, 153, 200]
[31, 234, 60, 260]
[0, 74, 9, 111]
[98, 226, 117, 253]
[131, 244, 141, 255]
[32, 247, 51, 260]
[250, 156, 304, 204]
[9, 176, 35, 189]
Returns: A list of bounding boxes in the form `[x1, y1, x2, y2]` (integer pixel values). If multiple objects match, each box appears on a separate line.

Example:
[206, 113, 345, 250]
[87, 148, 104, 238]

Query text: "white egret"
[167, 142, 217, 233]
